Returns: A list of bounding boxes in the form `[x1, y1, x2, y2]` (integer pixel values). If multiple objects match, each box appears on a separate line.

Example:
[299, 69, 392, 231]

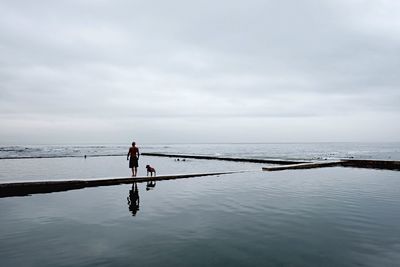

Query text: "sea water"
[1, 142, 400, 160]
[0, 143, 400, 266]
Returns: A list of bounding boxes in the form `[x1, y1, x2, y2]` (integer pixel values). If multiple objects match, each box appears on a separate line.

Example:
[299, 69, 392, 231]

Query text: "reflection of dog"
[146, 181, 156, 191]
[146, 165, 156, 177]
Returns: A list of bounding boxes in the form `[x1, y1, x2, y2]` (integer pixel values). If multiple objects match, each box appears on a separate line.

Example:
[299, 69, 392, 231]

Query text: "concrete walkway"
[262, 161, 342, 171]
[0, 171, 246, 198]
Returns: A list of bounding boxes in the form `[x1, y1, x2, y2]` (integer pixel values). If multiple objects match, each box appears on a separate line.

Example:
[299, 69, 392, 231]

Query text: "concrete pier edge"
[0, 171, 246, 198]
[143, 153, 400, 171]
[141, 152, 308, 165]
[262, 159, 400, 171]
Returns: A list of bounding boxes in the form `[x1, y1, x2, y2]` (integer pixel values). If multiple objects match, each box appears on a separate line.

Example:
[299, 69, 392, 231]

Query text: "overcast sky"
[1, 0, 399, 144]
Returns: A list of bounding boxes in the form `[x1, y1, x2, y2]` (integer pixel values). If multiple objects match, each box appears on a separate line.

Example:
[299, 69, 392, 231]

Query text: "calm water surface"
[1, 154, 400, 266]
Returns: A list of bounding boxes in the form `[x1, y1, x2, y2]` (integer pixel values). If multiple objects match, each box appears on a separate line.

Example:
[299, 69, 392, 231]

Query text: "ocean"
[1, 142, 400, 160]
[0, 143, 399, 266]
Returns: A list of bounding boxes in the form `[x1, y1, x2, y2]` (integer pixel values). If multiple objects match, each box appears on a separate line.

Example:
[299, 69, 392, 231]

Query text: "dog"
[146, 165, 156, 177]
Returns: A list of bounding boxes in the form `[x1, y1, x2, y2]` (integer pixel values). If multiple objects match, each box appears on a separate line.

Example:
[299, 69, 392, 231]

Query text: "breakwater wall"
[340, 159, 400, 171]
[143, 153, 400, 171]
[141, 152, 308, 165]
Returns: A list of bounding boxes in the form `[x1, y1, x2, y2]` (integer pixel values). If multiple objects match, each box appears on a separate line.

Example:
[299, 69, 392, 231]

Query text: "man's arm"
[127, 149, 131, 160]
[136, 148, 140, 159]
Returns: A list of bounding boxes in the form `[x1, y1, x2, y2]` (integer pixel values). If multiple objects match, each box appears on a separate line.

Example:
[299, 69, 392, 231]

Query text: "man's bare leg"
[131, 168, 135, 177]
[134, 167, 137, 176]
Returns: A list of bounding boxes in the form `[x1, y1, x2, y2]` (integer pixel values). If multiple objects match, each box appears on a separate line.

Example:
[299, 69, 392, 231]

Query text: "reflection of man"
[127, 142, 140, 177]
[127, 183, 140, 216]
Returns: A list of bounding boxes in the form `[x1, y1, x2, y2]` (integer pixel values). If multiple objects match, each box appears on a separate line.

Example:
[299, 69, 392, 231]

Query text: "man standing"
[127, 142, 140, 177]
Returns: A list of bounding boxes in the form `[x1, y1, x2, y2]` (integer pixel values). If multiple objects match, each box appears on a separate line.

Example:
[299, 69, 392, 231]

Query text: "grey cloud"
[0, 0, 399, 143]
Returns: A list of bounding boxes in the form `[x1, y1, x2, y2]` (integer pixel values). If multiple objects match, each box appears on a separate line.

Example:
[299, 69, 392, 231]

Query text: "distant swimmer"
[127, 142, 140, 177]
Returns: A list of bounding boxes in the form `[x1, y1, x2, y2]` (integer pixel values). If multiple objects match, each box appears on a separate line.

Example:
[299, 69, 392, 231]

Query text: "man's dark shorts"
[129, 157, 138, 168]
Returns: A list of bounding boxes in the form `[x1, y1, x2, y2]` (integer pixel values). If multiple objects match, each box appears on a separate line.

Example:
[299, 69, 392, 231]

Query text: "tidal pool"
[1, 157, 399, 266]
